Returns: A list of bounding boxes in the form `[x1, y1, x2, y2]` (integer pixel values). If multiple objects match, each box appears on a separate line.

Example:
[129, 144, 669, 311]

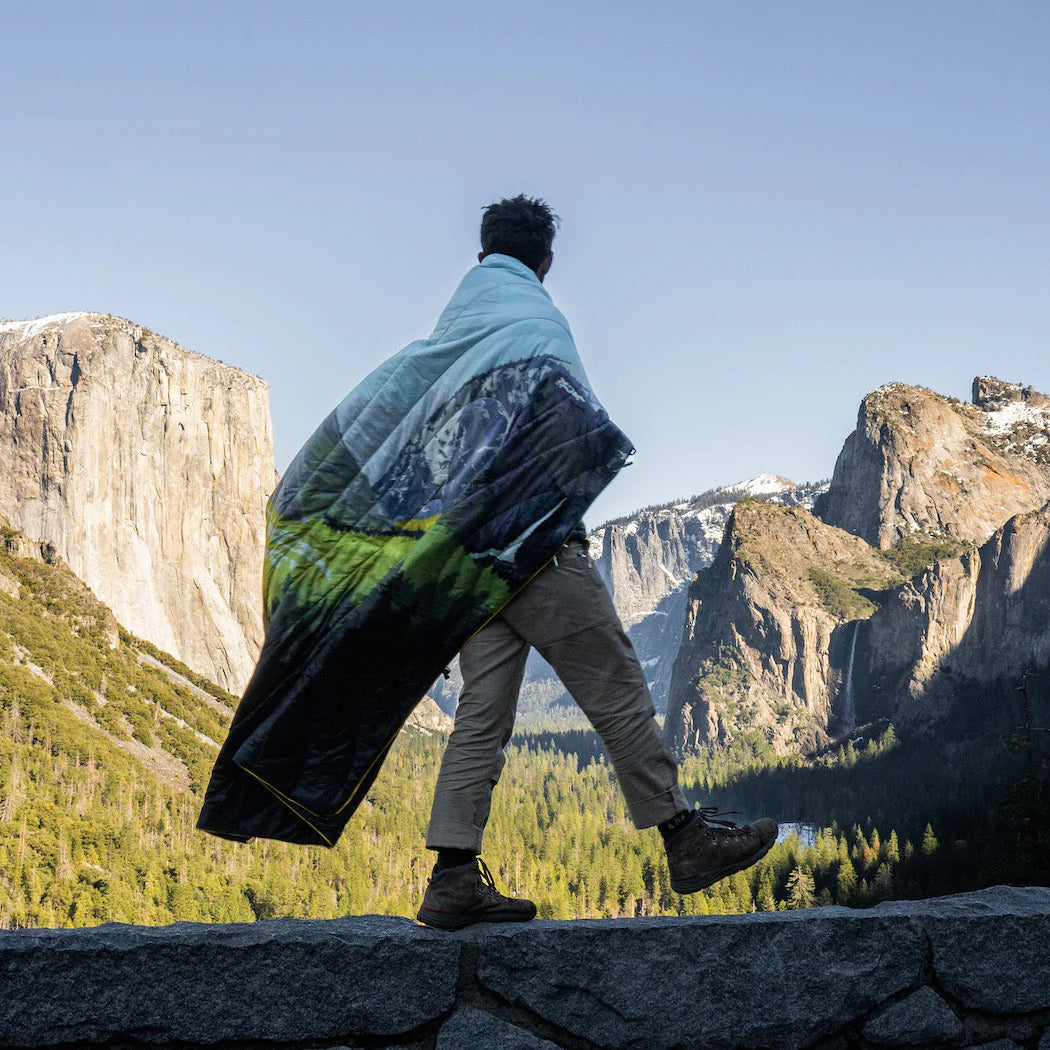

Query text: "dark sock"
[659, 809, 699, 842]
[434, 848, 477, 873]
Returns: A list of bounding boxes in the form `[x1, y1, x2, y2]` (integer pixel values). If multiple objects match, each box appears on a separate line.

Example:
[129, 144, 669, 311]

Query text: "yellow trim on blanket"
[239, 765, 335, 846]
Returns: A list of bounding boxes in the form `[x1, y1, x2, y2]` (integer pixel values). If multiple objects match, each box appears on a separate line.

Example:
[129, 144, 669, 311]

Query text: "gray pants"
[426, 539, 687, 852]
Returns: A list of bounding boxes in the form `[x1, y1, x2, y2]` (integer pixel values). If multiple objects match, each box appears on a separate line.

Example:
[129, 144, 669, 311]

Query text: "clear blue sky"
[3, 1, 1047, 524]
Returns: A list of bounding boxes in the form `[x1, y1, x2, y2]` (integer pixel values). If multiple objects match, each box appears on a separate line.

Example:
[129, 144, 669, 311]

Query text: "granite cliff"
[665, 499, 904, 753]
[581, 476, 825, 713]
[667, 377, 1050, 754]
[0, 313, 274, 691]
[815, 378, 1050, 549]
[862, 499, 1050, 730]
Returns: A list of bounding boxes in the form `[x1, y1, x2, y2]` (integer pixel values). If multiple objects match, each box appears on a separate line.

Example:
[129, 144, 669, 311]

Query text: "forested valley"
[0, 526, 1046, 930]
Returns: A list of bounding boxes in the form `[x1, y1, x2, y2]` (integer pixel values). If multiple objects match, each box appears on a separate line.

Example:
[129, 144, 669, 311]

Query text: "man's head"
[479, 194, 559, 281]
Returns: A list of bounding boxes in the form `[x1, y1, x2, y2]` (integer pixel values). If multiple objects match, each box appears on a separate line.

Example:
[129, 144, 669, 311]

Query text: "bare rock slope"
[0, 313, 274, 691]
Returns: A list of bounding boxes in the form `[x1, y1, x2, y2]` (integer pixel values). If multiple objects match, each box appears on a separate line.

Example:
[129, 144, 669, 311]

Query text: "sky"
[2, 1, 1047, 525]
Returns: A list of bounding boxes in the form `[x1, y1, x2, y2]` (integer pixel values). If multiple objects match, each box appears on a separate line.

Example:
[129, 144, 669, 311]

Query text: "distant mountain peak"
[733, 473, 797, 497]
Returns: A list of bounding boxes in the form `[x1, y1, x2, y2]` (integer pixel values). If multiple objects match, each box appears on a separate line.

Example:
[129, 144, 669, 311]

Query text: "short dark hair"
[480, 194, 559, 271]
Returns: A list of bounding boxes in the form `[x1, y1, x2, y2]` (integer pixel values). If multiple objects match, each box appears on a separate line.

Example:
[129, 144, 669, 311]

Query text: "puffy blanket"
[197, 254, 633, 845]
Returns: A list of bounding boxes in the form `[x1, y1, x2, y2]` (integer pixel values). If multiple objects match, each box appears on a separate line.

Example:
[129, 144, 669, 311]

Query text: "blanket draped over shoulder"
[197, 255, 634, 846]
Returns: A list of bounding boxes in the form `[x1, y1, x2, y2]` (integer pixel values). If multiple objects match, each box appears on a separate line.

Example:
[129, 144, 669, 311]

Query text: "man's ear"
[536, 252, 553, 282]
[478, 251, 487, 263]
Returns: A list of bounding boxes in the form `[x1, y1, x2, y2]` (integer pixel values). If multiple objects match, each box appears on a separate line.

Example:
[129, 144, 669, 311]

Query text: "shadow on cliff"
[715, 520, 1050, 886]
[823, 509, 1050, 743]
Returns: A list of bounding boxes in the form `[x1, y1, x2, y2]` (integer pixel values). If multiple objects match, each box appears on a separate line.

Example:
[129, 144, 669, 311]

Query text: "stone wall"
[1, 887, 1048, 1050]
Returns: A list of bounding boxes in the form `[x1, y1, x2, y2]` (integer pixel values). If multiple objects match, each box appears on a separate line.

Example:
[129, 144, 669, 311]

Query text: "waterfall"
[841, 621, 860, 732]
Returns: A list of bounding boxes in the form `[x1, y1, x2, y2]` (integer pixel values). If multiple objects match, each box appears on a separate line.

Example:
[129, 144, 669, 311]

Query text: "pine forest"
[0, 524, 1046, 931]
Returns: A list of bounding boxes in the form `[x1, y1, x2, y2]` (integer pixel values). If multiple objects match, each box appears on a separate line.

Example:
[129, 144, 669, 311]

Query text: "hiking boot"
[666, 808, 778, 894]
[416, 857, 537, 930]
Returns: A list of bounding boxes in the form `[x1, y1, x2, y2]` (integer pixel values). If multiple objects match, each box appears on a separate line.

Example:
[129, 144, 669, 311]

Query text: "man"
[197, 195, 776, 927]
[415, 197, 777, 928]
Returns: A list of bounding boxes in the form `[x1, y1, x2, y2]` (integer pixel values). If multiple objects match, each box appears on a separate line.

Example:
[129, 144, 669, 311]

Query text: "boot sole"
[670, 835, 776, 894]
[416, 906, 537, 931]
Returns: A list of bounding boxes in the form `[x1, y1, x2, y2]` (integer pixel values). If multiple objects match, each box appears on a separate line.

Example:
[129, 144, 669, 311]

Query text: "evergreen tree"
[885, 830, 900, 864]
[922, 823, 939, 857]
[785, 867, 815, 909]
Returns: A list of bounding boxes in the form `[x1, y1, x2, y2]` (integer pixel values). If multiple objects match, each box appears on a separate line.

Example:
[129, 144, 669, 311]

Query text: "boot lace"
[476, 857, 506, 901]
[698, 806, 751, 840]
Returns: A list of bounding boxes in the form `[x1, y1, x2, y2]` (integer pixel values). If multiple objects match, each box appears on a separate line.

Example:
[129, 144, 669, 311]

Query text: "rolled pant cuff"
[627, 787, 689, 830]
[425, 820, 484, 854]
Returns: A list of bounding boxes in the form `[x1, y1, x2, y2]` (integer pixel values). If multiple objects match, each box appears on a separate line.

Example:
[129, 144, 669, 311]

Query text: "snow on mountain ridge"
[737, 473, 796, 496]
[982, 401, 1050, 432]
[981, 400, 1050, 461]
[0, 312, 95, 338]
[590, 473, 807, 543]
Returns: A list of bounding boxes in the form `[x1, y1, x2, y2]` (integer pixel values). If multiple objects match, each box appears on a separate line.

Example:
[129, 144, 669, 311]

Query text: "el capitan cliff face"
[0, 312, 274, 692]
